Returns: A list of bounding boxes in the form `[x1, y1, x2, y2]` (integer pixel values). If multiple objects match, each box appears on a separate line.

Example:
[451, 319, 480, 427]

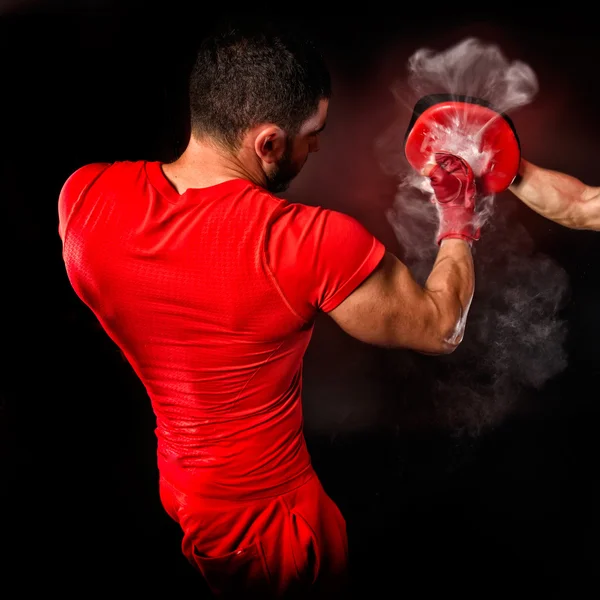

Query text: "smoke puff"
[406, 37, 539, 114]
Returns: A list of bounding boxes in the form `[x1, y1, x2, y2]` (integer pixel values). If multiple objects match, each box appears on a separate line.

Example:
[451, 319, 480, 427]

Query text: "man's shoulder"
[61, 162, 110, 194]
[58, 160, 146, 239]
[58, 162, 111, 223]
[266, 194, 327, 220]
[61, 159, 147, 195]
[267, 196, 363, 231]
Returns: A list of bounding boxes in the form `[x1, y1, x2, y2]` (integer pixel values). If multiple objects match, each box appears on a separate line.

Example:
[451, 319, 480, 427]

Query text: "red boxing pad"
[404, 94, 521, 196]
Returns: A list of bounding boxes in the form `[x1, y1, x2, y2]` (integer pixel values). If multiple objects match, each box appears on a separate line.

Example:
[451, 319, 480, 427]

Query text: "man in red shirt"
[58, 22, 480, 599]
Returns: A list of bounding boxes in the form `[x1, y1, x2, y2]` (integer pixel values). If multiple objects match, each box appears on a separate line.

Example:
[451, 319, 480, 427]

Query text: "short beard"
[265, 141, 297, 194]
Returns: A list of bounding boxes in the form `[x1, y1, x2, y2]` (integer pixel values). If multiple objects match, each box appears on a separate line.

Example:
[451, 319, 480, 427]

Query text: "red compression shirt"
[58, 160, 386, 500]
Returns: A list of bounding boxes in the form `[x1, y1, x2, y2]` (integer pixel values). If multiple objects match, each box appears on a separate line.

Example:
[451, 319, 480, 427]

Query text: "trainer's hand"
[423, 153, 480, 244]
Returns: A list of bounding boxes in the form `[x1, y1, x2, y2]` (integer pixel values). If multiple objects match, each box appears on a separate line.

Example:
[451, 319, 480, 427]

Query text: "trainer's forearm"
[423, 238, 475, 350]
[509, 159, 600, 230]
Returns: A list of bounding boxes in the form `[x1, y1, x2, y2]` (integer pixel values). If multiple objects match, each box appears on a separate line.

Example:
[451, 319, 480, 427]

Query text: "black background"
[2, 1, 599, 597]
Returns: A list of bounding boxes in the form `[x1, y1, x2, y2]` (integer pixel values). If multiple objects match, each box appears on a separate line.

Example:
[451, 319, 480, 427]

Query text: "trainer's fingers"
[435, 154, 466, 175]
[421, 161, 437, 177]
[425, 164, 448, 188]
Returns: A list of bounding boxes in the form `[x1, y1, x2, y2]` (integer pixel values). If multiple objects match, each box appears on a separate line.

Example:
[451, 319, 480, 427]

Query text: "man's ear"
[254, 125, 287, 164]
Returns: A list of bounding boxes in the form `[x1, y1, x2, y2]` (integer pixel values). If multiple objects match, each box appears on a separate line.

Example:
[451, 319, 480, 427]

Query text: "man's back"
[58, 159, 385, 500]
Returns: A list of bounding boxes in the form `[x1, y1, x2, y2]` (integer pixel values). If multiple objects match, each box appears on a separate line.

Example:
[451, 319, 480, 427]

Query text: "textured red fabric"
[58, 160, 385, 501]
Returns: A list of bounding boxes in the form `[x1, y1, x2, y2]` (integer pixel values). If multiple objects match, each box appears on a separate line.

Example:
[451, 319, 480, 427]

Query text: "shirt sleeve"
[265, 202, 386, 322]
[58, 162, 111, 241]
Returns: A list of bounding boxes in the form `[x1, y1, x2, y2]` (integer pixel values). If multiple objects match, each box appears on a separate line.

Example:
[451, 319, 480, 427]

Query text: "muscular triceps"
[326, 251, 461, 354]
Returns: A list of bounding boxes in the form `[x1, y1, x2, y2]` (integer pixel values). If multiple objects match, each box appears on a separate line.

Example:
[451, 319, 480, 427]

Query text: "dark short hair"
[188, 20, 331, 150]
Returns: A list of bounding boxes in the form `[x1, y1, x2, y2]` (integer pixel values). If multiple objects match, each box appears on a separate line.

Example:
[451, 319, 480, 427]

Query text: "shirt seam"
[261, 202, 313, 325]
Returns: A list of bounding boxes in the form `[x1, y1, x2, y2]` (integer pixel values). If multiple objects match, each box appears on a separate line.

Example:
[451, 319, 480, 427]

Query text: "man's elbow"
[409, 325, 464, 356]
[419, 334, 462, 356]
[437, 336, 463, 355]
[422, 308, 468, 355]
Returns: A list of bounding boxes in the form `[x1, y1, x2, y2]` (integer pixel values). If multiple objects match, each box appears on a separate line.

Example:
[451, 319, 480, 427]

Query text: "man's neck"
[162, 136, 265, 194]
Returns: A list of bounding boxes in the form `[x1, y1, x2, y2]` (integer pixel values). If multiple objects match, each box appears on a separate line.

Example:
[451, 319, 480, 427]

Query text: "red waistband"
[157, 454, 316, 504]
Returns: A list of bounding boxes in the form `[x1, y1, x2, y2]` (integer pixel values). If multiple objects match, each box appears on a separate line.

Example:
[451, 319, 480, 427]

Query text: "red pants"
[159, 474, 349, 599]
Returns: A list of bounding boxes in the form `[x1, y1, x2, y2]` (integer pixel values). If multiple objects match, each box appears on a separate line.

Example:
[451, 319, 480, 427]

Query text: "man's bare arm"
[509, 159, 600, 230]
[327, 239, 474, 355]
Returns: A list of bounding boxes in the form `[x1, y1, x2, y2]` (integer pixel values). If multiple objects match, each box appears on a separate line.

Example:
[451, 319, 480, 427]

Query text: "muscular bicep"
[326, 251, 446, 354]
